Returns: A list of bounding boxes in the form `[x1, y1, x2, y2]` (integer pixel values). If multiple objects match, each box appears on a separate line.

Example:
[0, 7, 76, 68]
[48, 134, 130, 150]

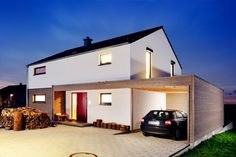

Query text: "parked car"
[140, 110, 187, 140]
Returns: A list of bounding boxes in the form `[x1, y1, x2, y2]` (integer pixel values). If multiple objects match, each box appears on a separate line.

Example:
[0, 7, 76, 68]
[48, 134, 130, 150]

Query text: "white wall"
[28, 44, 131, 89]
[166, 93, 189, 113]
[132, 89, 166, 130]
[66, 88, 132, 126]
[130, 29, 182, 79]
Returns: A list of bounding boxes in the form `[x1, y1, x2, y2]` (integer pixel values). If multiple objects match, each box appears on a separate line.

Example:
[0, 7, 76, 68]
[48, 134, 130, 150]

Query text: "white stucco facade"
[28, 44, 131, 89]
[28, 28, 182, 89]
[130, 29, 182, 79]
[66, 88, 132, 126]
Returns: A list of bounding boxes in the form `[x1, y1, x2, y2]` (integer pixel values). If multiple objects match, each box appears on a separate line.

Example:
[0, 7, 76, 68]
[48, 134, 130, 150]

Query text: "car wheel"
[142, 132, 150, 136]
[175, 129, 181, 140]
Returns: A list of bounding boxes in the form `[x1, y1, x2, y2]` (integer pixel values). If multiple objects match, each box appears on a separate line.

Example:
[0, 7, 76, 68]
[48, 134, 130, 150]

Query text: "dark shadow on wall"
[224, 104, 236, 130]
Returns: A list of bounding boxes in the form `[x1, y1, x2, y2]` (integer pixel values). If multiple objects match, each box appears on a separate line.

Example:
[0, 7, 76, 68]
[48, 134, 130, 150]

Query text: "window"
[71, 93, 77, 119]
[146, 48, 153, 79]
[32, 94, 46, 103]
[34, 66, 46, 75]
[99, 53, 112, 65]
[175, 111, 183, 118]
[170, 60, 175, 77]
[100, 93, 112, 105]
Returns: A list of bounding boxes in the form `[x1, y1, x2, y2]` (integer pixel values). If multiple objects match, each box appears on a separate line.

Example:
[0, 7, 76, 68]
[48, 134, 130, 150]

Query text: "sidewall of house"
[132, 89, 166, 130]
[66, 88, 132, 126]
[130, 29, 182, 79]
[28, 88, 53, 118]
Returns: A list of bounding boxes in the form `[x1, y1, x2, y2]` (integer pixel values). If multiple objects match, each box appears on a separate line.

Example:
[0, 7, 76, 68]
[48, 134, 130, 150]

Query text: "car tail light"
[141, 117, 145, 124]
[165, 120, 172, 125]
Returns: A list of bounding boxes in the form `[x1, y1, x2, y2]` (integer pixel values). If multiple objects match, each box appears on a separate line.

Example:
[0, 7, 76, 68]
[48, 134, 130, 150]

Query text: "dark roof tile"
[28, 26, 163, 66]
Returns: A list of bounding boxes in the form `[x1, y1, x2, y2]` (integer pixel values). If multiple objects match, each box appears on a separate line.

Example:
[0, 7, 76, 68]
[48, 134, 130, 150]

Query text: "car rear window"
[146, 111, 173, 120]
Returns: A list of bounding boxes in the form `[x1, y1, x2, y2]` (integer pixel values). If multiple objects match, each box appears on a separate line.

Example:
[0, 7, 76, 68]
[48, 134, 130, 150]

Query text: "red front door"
[71, 92, 87, 122]
[76, 92, 87, 122]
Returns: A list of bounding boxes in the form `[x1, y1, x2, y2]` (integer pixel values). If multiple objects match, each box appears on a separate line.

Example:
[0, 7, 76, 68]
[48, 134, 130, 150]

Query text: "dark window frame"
[170, 60, 175, 77]
[32, 94, 46, 103]
[99, 93, 112, 106]
[34, 66, 46, 75]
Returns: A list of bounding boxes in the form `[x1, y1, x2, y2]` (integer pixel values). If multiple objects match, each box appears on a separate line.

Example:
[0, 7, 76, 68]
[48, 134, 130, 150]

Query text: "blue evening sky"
[0, 0, 235, 93]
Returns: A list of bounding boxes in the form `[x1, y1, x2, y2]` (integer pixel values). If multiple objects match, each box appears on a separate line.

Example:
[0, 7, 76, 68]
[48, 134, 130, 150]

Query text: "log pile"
[0, 107, 51, 130]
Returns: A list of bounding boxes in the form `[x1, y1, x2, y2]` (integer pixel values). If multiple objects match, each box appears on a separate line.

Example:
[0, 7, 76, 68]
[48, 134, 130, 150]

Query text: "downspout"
[51, 85, 54, 120]
[26, 66, 29, 107]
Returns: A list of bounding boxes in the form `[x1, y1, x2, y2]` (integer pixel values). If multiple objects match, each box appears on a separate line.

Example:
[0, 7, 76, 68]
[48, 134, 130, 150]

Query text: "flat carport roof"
[53, 75, 223, 144]
[53, 75, 193, 91]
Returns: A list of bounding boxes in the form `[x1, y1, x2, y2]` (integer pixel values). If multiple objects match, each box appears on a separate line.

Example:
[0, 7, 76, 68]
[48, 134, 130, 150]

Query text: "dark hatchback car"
[140, 110, 187, 140]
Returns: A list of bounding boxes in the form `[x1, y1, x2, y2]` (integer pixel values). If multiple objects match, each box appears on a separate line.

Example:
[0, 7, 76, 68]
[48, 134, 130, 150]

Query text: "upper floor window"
[34, 66, 46, 75]
[100, 93, 112, 105]
[146, 48, 153, 79]
[170, 60, 175, 77]
[99, 53, 112, 65]
[32, 94, 46, 103]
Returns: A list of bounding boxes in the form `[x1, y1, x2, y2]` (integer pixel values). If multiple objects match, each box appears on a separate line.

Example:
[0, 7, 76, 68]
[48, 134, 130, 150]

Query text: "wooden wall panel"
[194, 77, 224, 141]
[28, 88, 53, 119]
[54, 91, 66, 114]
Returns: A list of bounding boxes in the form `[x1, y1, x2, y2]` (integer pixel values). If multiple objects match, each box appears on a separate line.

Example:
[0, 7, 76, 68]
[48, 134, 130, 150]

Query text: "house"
[27, 26, 223, 145]
[0, 84, 26, 109]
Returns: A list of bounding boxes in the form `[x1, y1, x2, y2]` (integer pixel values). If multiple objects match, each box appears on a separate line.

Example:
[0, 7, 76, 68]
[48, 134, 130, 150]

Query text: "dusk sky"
[0, 0, 236, 94]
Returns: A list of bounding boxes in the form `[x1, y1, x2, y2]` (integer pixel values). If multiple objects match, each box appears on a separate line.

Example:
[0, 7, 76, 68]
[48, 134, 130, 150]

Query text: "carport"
[53, 75, 224, 145]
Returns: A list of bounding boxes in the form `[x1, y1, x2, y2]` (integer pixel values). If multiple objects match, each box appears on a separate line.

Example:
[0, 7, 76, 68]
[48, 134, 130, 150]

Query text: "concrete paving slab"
[0, 125, 188, 157]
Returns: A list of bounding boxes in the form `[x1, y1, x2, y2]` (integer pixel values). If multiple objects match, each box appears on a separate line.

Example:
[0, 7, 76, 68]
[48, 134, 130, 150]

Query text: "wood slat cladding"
[28, 88, 53, 119]
[53, 76, 193, 91]
[194, 77, 224, 141]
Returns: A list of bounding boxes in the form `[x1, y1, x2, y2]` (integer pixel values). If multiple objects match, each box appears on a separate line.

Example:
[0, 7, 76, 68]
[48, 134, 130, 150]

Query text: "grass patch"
[181, 130, 236, 157]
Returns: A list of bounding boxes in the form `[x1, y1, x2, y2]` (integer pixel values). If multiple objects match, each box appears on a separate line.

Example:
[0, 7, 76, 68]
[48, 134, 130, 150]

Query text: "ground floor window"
[32, 94, 46, 103]
[100, 93, 112, 105]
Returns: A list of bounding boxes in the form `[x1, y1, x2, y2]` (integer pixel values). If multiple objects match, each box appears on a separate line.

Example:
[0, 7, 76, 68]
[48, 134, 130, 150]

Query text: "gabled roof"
[28, 26, 163, 66]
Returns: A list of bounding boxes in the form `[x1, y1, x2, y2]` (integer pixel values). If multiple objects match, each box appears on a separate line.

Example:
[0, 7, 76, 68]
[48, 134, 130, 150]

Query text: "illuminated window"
[32, 94, 46, 103]
[170, 60, 175, 77]
[71, 93, 77, 120]
[99, 53, 112, 65]
[146, 48, 153, 79]
[34, 66, 46, 75]
[100, 93, 112, 105]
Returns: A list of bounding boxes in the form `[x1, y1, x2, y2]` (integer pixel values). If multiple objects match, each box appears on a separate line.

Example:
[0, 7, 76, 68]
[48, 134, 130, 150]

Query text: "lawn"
[181, 130, 236, 157]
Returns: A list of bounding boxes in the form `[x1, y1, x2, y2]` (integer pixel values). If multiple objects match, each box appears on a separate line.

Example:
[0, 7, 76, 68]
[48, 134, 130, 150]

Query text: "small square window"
[34, 66, 46, 75]
[100, 93, 112, 105]
[99, 53, 112, 65]
[32, 94, 46, 103]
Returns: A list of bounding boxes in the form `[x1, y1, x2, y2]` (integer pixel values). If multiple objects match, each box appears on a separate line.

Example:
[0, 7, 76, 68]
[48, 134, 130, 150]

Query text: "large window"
[34, 66, 46, 75]
[99, 53, 112, 65]
[146, 48, 153, 79]
[100, 93, 112, 105]
[32, 94, 46, 103]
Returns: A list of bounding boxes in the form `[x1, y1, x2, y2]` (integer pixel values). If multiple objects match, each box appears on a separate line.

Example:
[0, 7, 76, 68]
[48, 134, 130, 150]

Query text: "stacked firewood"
[0, 107, 51, 130]
[25, 112, 51, 129]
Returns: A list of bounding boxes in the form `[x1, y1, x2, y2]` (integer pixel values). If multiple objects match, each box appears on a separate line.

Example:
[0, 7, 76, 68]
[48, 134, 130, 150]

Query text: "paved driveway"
[0, 125, 188, 157]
